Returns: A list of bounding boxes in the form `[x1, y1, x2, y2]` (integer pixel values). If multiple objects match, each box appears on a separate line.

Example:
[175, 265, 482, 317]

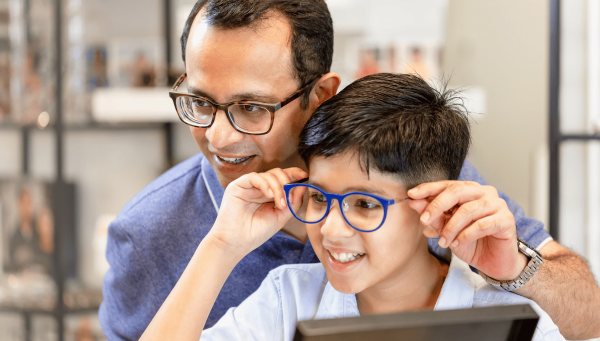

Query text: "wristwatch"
[478, 238, 544, 292]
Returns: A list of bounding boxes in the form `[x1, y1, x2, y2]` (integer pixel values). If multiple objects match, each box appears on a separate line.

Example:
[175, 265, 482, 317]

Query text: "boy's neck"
[355, 245, 449, 315]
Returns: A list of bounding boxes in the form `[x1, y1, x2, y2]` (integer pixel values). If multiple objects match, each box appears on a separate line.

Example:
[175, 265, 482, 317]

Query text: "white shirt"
[202, 255, 564, 341]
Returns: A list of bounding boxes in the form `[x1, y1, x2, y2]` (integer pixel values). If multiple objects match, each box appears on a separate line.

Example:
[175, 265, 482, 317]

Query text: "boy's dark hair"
[180, 0, 333, 109]
[298, 73, 471, 188]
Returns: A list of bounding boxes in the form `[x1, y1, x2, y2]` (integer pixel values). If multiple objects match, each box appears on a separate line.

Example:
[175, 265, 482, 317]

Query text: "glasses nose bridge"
[213, 103, 231, 115]
[320, 194, 355, 238]
[327, 194, 348, 215]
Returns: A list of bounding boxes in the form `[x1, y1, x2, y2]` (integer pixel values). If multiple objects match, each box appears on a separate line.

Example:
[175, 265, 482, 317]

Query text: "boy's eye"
[354, 199, 381, 209]
[310, 193, 327, 204]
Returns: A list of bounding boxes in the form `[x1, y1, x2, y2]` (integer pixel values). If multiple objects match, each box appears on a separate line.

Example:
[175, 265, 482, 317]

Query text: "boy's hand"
[407, 181, 527, 281]
[208, 167, 307, 258]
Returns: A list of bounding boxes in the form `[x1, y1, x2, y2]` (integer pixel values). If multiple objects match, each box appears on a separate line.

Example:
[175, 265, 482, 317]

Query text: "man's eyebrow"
[187, 86, 280, 103]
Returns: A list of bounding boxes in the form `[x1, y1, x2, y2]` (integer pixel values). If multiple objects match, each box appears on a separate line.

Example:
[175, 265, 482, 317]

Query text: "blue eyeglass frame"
[283, 178, 410, 233]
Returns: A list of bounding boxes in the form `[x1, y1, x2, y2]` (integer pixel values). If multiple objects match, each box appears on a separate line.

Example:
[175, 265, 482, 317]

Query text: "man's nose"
[204, 109, 245, 149]
[320, 200, 355, 241]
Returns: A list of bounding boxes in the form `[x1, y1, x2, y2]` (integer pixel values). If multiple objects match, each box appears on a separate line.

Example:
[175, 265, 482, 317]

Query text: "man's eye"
[240, 105, 263, 113]
[192, 99, 211, 108]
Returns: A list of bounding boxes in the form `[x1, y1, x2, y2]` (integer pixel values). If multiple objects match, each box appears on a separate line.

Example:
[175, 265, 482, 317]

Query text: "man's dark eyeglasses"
[168, 73, 321, 135]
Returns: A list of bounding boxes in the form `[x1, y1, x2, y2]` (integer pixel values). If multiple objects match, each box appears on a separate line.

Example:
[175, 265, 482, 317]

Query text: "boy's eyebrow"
[187, 86, 280, 103]
[307, 180, 387, 196]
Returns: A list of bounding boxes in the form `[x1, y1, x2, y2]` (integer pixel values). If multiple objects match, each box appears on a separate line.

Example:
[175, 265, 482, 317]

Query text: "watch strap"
[478, 238, 544, 292]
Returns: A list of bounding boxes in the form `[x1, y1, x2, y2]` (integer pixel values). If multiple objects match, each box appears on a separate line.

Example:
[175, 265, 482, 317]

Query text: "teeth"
[331, 252, 364, 263]
[219, 156, 251, 164]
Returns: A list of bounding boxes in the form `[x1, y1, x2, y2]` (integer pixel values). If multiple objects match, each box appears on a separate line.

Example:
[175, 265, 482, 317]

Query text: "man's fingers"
[417, 182, 495, 226]
[451, 214, 515, 249]
[281, 167, 308, 182]
[438, 198, 503, 248]
[407, 181, 455, 200]
[408, 199, 429, 214]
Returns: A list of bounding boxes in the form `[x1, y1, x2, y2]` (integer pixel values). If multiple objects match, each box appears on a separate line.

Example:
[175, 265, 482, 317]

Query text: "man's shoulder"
[121, 152, 207, 214]
[110, 152, 218, 244]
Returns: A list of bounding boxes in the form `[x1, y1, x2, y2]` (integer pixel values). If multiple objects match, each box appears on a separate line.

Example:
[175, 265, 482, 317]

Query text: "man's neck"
[355, 245, 449, 315]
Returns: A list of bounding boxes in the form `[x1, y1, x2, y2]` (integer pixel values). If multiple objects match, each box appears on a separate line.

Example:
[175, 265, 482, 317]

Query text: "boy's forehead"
[308, 154, 407, 194]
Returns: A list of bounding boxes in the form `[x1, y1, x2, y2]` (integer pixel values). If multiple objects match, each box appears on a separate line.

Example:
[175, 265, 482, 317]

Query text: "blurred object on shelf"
[107, 38, 164, 88]
[405, 46, 431, 80]
[91, 215, 114, 288]
[86, 46, 108, 91]
[0, 274, 103, 312]
[355, 48, 381, 79]
[91, 87, 177, 123]
[1, 272, 56, 311]
[7, 0, 55, 126]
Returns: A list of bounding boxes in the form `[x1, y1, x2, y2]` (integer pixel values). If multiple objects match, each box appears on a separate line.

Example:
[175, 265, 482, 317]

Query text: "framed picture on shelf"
[0, 179, 55, 276]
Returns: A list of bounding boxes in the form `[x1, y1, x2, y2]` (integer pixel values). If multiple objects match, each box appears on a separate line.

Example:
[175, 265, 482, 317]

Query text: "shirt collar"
[315, 282, 360, 320]
[434, 254, 476, 311]
[201, 155, 224, 213]
[314, 254, 476, 319]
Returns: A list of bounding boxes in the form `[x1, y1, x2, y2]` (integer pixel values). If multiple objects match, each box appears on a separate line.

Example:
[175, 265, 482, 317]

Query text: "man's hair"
[298, 73, 471, 189]
[180, 0, 333, 109]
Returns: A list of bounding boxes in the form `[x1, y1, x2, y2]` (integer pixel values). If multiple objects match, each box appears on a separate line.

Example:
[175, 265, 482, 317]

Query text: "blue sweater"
[99, 153, 550, 341]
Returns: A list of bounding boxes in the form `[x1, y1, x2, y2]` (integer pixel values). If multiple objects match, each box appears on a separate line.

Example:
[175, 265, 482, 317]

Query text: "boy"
[140, 73, 563, 341]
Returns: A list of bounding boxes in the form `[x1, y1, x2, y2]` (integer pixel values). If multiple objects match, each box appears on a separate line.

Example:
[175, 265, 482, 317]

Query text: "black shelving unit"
[1, 0, 177, 339]
[548, 0, 600, 241]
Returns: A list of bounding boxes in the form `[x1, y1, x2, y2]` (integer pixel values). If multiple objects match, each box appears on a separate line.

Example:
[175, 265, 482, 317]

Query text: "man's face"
[306, 152, 429, 295]
[185, 12, 311, 188]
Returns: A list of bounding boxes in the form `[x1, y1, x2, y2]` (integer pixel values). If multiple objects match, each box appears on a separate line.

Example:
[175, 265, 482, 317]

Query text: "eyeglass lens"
[287, 185, 386, 232]
[176, 97, 272, 133]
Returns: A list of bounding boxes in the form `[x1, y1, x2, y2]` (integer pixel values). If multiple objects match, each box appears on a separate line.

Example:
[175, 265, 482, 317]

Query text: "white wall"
[444, 0, 549, 228]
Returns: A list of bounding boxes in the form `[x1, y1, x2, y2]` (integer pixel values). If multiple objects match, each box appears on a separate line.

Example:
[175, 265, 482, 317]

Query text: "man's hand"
[407, 180, 527, 281]
[209, 167, 307, 257]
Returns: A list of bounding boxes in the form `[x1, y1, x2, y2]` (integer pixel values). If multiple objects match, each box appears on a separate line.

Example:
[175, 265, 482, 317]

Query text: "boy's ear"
[310, 72, 341, 109]
[422, 225, 439, 239]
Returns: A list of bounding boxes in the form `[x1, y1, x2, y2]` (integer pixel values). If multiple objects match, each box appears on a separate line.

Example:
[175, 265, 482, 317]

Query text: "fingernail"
[268, 189, 274, 197]
[280, 198, 286, 208]
[420, 212, 430, 224]
[408, 188, 418, 195]
[451, 240, 459, 248]
[438, 236, 446, 248]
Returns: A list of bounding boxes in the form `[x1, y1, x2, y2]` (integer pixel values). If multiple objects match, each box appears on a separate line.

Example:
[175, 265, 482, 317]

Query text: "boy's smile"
[306, 152, 439, 302]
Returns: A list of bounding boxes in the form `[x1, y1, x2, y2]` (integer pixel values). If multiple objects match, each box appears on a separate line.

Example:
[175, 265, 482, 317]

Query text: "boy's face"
[306, 152, 429, 294]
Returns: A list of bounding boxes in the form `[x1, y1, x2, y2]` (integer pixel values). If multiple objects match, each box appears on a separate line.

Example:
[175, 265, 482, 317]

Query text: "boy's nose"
[320, 199, 355, 241]
[205, 109, 245, 149]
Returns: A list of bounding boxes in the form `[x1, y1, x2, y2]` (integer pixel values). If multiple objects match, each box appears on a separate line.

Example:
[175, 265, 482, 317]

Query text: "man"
[99, 1, 600, 340]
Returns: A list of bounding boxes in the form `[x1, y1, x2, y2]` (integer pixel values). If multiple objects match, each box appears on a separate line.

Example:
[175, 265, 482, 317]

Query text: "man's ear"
[310, 72, 341, 109]
[422, 225, 439, 239]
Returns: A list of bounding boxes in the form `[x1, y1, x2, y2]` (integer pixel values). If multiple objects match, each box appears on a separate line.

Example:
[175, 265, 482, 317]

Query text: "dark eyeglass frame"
[283, 178, 410, 233]
[168, 73, 321, 135]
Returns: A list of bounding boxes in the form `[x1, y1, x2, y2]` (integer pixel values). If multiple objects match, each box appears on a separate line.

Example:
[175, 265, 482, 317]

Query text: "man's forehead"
[185, 8, 298, 102]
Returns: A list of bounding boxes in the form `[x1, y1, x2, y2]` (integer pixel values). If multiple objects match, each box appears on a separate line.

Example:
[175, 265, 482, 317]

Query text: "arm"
[140, 168, 306, 341]
[516, 241, 600, 339]
[409, 181, 600, 340]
